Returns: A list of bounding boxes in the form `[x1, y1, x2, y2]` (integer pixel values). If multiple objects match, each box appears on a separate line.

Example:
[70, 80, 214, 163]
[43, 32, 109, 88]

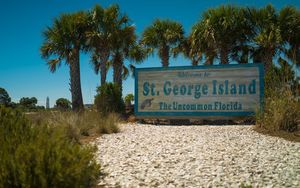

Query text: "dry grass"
[255, 89, 300, 142]
[96, 113, 120, 134]
[27, 110, 120, 143]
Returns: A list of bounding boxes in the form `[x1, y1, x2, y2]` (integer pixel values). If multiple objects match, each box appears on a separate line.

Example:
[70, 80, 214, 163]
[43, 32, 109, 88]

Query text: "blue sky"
[0, 0, 299, 107]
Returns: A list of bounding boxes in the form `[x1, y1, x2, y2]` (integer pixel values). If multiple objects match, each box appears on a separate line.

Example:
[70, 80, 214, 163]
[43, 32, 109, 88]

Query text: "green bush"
[124, 93, 134, 106]
[256, 89, 300, 132]
[0, 87, 11, 106]
[264, 61, 300, 99]
[19, 97, 38, 109]
[0, 106, 100, 187]
[94, 83, 125, 115]
[55, 98, 71, 110]
[256, 64, 300, 132]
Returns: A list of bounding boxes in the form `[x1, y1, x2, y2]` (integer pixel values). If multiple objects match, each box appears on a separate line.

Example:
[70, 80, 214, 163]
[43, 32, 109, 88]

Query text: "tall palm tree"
[121, 45, 147, 80]
[231, 7, 257, 64]
[86, 5, 109, 86]
[187, 21, 217, 65]
[279, 6, 300, 67]
[201, 5, 253, 65]
[111, 25, 146, 92]
[173, 37, 202, 66]
[251, 4, 282, 73]
[141, 19, 184, 67]
[87, 4, 146, 92]
[86, 4, 123, 86]
[40, 12, 88, 111]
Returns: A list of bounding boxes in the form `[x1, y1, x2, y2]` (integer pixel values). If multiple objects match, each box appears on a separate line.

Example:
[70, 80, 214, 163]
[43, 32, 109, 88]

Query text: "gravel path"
[94, 124, 300, 187]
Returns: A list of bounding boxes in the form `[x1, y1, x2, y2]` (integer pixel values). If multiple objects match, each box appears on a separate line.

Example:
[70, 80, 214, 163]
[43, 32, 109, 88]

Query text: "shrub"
[256, 89, 300, 132]
[56, 98, 71, 110]
[0, 106, 100, 187]
[264, 62, 300, 99]
[97, 113, 120, 134]
[256, 64, 300, 132]
[124, 93, 134, 106]
[19, 97, 38, 109]
[94, 83, 125, 115]
[0, 87, 11, 106]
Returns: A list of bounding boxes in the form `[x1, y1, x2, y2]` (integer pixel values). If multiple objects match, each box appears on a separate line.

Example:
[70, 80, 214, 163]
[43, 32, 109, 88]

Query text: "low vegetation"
[6, 1, 300, 187]
[94, 83, 125, 116]
[0, 106, 101, 187]
[255, 91, 300, 142]
[28, 110, 120, 143]
[256, 89, 299, 132]
[255, 64, 300, 142]
[0, 88, 44, 111]
[55, 98, 71, 110]
[124, 93, 134, 106]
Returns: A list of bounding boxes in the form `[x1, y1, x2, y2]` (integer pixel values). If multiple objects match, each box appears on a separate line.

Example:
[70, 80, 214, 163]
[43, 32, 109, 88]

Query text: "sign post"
[135, 64, 264, 119]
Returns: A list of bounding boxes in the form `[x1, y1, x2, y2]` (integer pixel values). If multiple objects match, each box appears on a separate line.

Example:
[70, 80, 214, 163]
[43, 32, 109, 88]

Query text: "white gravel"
[94, 123, 300, 187]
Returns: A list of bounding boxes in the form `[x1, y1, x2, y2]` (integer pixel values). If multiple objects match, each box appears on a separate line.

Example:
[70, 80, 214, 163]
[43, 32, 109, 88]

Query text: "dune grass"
[27, 110, 120, 143]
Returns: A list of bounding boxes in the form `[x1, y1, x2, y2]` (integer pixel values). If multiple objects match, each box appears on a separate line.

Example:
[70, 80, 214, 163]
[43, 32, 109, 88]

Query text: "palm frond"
[122, 65, 129, 80]
[47, 58, 61, 73]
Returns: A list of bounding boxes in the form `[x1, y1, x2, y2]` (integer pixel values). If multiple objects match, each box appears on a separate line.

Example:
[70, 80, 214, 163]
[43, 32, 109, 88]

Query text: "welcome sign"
[134, 64, 264, 118]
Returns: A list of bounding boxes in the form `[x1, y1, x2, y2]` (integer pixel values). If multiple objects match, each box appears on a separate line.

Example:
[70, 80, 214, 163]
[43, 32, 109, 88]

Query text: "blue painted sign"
[135, 64, 264, 118]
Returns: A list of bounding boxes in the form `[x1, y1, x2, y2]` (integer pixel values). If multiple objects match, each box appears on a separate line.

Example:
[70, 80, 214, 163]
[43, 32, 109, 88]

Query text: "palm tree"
[187, 6, 253, 66]
[251, 4, 282, 73]
[86, 4, 122, 86]
[187, 21, 217, 65]
[203, 5, 247, 64]
[201, 5, 253, 65]
[40, 12, 88, 111]
[229, 7, 257, 64]
[173, 35, 203, 66]
[87, 4, 146, 92]
[279, 6, 300, 67]
[120, 45, 147, 81]
[141, 19, 184, 67]
[277, 57, 295, 83]
[111, 25, 146, 92]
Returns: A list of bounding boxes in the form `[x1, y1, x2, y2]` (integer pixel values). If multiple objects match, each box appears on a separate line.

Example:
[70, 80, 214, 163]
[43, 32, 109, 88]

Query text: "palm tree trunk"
[240, 49, 249, 64]
[262, 51, 274, 74]
[192, 56, 202, 66]
[192, 59, 198, 66]
[290, 44, 300, 66]
[69, 47, 84, 111]
[264, 57, 272, 74]
[113, 52, 123, 93]
[100, 62, 106, 86]
[205, 55, 214, 65]
[220, 47, 229, 64]
[161, 46, 170, 67]
[100, 50, 109, 86]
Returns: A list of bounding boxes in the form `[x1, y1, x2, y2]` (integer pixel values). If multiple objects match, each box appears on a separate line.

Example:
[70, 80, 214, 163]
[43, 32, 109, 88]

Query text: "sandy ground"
[94, 123, 300, 188]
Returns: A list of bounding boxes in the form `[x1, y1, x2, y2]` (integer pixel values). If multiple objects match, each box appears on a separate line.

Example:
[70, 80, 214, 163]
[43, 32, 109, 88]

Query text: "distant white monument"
[46, 97, 50, 109]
